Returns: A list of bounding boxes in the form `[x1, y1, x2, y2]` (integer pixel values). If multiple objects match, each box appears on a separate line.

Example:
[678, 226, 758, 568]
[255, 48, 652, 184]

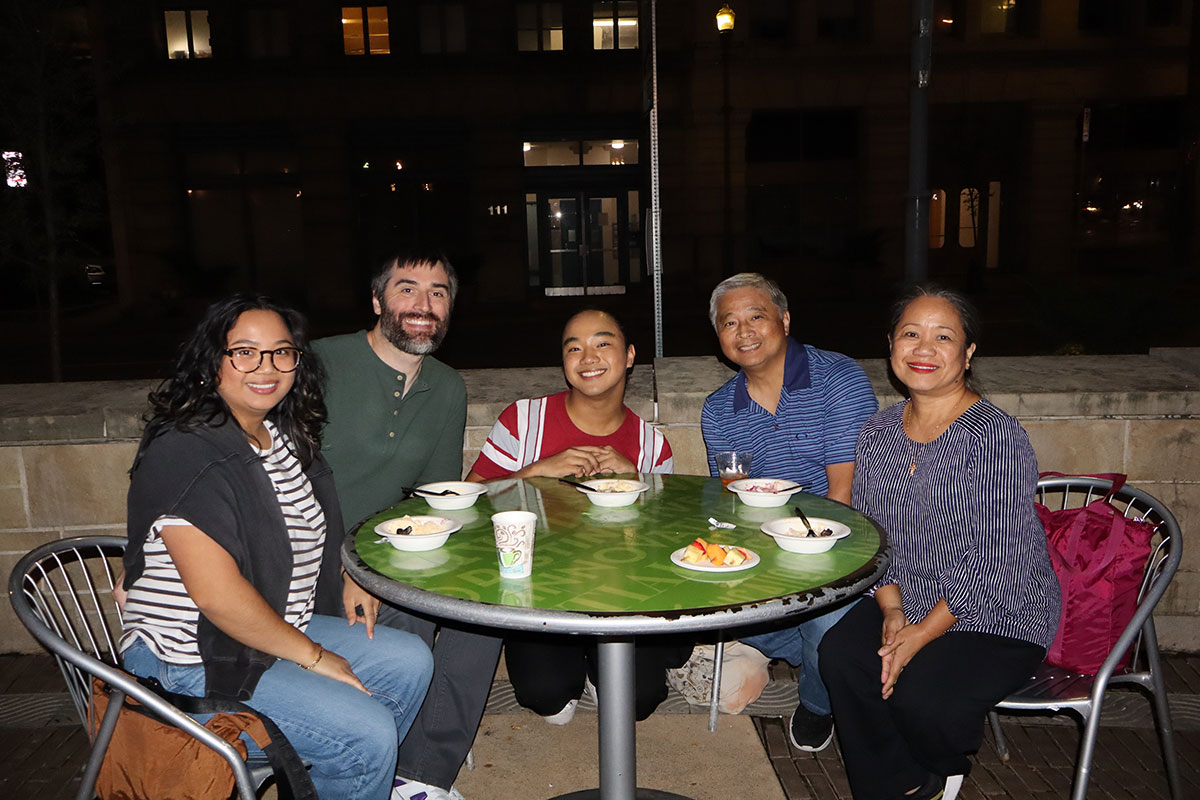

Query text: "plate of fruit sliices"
[671, 537, 759, 573]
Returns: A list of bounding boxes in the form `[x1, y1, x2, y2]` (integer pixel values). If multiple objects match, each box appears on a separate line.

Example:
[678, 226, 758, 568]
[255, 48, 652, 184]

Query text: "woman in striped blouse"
[818, 287, 1060, 800]
[119, 295, 433, 799]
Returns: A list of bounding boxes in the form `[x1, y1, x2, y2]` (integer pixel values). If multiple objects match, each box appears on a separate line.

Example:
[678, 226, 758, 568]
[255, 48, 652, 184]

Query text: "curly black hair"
[141, 294, 327, 469]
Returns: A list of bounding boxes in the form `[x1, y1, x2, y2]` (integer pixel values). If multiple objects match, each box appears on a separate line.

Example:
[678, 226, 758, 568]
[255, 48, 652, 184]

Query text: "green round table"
[343, 474, 890, 800]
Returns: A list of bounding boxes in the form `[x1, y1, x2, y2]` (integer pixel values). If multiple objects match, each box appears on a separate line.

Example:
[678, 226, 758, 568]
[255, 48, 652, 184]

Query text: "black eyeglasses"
[222, 347, 303, 373]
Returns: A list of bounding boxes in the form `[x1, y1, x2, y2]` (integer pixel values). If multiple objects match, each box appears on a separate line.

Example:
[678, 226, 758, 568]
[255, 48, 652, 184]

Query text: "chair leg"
[1070, 707, 1099, 800]
[987, 710, 1009, 762]
[708, 639, 724, 733]
[77, 687, 126, 800]
[1143, 637, 1183, 799]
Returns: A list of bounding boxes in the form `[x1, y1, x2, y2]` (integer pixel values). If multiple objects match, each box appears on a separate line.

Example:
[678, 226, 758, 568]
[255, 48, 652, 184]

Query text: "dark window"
[1087, 101, 1182, 151]
[420, 3, 466, 54]
[517, 3, 563, 51]
[246, 7, 290, 58]
[817, 0, 860, 41]
[1146, 0, 1182, 27]
[746, 109, 859, 163]
[749, 0, 790, 43]
[981, 0, 1040, 37]
[1078, 0, 1129, 34]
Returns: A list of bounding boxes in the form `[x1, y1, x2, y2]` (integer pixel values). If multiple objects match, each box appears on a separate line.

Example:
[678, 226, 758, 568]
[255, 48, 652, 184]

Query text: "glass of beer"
[715, 451, 753, 487]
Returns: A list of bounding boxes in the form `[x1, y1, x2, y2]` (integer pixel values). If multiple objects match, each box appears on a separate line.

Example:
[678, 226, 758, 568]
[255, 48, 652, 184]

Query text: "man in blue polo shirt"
[702, 272, 877, 752]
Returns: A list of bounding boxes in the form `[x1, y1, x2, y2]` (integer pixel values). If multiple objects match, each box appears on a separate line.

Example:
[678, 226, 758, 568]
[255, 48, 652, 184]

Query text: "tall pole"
[650, 0, 664, 358]
[905, 0, 933, 283]
[721, 27, 733, 276]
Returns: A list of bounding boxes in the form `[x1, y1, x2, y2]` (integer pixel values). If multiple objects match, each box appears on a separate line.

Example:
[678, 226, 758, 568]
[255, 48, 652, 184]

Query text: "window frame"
[163, 8, 212, 60]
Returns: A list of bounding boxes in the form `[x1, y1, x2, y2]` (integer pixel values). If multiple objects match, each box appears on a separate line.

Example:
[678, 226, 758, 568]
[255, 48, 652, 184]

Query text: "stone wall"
[3, 350, 1198, 653]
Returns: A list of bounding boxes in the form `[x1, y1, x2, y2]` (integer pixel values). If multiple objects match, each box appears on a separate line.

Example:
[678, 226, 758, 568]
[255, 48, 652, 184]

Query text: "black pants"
[818, 599, 1044, 800]
[378, 604, 503, 789]
[504, 635, 692, 722]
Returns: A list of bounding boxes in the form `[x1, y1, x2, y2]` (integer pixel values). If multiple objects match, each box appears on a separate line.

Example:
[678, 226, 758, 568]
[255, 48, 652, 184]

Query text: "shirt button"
[394, 391, 401, 397]
[397, 375, 403, 381]
[389, 432, 395, 438]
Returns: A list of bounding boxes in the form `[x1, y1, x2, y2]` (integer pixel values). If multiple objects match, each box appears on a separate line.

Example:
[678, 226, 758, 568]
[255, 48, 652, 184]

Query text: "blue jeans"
[122, 615, 434, 800]
[741, 599, 857, 716]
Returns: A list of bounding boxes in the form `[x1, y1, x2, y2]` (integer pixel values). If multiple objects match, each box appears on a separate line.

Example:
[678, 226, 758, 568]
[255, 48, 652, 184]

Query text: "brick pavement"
[2, 653, 1197, 799]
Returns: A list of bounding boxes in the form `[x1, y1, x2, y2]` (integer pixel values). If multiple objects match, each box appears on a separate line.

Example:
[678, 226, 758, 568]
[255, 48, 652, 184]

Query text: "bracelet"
[300, 644, 324, 671]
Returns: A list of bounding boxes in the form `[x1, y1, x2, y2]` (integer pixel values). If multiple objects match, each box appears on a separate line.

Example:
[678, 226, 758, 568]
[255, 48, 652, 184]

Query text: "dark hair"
[888, 283, 982, 393]
[562, 308, 629, 350]
[142, 294, 327, 469]
[370, 248, 458, 308]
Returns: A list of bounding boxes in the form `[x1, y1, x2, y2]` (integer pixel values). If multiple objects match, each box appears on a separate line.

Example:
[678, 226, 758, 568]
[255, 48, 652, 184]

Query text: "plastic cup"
[491, 510, 537, 579]
[714, 451, 754, 487]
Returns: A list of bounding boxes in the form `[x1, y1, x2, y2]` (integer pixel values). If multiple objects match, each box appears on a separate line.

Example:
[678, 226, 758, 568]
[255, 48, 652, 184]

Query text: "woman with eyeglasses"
[118, 294, 433, 799]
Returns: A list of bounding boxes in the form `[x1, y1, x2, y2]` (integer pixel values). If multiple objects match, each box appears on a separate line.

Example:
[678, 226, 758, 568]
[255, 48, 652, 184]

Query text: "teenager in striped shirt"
[818, 287, 1059, 800]
[467, 309, 687, 724]
[701, 273, 878, 752]
[119, 295, 434, 799]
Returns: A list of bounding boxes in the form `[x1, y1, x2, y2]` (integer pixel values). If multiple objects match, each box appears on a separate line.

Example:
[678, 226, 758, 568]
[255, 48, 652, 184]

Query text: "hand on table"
[523, 446, 606, 478]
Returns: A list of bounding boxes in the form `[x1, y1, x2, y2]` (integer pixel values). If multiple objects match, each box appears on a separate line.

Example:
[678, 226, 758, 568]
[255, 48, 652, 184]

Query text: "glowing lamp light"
[395, 160, 403, 170]
[611, 139, 625, 150]
[523, 142, 532, 152]
[362, 161, 370, 169]
[716, 5, 735, 32]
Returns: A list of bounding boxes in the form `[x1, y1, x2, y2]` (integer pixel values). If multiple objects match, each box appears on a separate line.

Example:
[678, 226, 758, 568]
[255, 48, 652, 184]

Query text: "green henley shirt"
[313, 331, 467, 533]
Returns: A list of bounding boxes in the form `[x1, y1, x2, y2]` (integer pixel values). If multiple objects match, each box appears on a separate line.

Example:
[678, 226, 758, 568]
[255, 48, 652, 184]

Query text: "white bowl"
[576, 479, 650, 507]
[412, 481, 487, 510]
[727, 478, 804, 507]
[375, 515, 462, 551]
[760, 517, 851, 553]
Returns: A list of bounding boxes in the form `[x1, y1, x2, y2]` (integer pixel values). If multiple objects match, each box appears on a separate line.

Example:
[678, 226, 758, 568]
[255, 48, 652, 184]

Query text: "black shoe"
[788, 704, 834, 752]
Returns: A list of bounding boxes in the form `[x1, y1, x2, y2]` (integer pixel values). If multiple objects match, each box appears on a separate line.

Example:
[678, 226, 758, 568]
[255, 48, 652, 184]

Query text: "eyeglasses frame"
[221, 346, 304, 374]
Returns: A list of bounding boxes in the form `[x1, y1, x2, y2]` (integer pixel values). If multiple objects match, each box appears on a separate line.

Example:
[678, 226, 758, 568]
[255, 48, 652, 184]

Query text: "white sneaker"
[391, 776, 466, 800]
[542, 697, 579, 725]
[943, 775, 964, 800]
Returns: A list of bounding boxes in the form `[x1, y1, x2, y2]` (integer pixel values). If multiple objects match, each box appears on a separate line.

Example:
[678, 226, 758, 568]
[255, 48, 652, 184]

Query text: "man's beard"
[379, 310, 449, 355]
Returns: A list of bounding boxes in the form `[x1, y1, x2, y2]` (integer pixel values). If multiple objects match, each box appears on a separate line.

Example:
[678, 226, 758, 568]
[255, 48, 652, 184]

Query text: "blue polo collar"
[732, 338, 811, 411]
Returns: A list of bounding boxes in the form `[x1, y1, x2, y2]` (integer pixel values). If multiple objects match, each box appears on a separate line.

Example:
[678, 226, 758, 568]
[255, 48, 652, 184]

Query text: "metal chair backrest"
[9, 535, 259, 800]
[1035, 475, 1181, 675]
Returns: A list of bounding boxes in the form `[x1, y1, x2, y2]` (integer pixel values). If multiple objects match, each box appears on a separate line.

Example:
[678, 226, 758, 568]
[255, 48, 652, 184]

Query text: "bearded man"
[314, 250, 493, 800]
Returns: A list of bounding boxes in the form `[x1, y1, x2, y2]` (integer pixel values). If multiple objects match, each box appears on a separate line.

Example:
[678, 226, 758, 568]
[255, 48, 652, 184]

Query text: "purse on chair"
[1036, 472, 1157, 674]
[90, 674, 317, 800]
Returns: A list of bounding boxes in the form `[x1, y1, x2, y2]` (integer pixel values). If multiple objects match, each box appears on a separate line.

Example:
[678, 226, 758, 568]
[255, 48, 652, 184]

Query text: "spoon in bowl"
[558, 477, 600, 492]
[792, 507, 819, 538]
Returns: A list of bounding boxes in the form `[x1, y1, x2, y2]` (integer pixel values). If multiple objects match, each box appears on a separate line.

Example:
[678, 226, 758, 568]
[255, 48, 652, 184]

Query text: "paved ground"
[2, 653, 1196, 799]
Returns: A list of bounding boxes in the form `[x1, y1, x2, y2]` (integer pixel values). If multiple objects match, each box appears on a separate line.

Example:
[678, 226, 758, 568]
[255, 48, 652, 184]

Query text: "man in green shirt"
[313, 250, 493, 800]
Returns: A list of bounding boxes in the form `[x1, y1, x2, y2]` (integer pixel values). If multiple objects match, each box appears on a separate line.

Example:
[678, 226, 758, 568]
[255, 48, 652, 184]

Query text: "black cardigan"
[125, 417, 346, 700]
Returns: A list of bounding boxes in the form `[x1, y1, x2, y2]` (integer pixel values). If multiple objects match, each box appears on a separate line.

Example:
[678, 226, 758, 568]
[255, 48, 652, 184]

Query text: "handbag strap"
[1038, 471, 1127, 500]
[135, 677, 318, 800]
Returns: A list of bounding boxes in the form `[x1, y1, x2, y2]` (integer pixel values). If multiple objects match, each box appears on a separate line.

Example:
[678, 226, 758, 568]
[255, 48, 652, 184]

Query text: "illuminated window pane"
[593, 2, 614, 49]
[543, 4, 563, 50]
[164, 11, 190, 59]
[526, 192, 540, 284]
[627, 189, 641, 282]
[958, 188, 979, 248]
[929, 189, 945, 249]
[367, 6, 390, 54]
[524, 141, 580, 166]
[342, 7, 365, 55]
[616, 1, 638, 49]
[582, 140, 638, 165]
[517, 3, 537, 50]
[190, 11, 212, 58]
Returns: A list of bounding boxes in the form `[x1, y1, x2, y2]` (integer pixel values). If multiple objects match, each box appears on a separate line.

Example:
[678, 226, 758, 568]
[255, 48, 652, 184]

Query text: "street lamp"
[717, 5, 734, 275]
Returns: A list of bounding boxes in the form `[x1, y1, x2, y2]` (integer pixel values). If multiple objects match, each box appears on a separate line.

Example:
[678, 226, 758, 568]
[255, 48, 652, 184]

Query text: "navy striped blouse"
[852, 400, 1061, 649]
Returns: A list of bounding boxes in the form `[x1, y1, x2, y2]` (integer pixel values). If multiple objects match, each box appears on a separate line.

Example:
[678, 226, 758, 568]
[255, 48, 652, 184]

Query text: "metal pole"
[596, 639, 637, 800]
[722, 29, 732, 276]
[905, 0, 933, 283]
[650, 0, 665, 358]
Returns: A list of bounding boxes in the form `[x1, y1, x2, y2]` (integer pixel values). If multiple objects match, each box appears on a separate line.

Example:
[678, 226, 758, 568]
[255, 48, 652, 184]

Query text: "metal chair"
[987, 476, 1183, 800]
[8, 535, 268, 800]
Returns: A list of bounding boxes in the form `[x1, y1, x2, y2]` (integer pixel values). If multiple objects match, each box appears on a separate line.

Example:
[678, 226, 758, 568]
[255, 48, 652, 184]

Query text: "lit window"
[3, 151, 27, 188]
[343, 6, 389, 55]
[929, 189, 945, 249]
[523, 139, 639, 167]
[420, 3, 466, 54]
[592, 1, 638, 50]
[958, 188, 979, 248]
[981, 0, 1017, 35]
[517, 3, 563, 52]
[164, 10, 212, 59]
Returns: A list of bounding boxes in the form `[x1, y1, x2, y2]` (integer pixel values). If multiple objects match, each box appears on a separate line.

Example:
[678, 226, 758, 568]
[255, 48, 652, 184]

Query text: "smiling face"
[216, 309, 297, 433]
[715, 286, 791, 374]
[373, 261, 453, 355]
[889, 295, 977, 398]
[561, 310, 635, 399]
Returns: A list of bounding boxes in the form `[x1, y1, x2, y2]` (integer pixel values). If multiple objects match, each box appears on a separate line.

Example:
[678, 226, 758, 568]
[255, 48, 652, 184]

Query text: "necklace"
[903, 396, 971, 476]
